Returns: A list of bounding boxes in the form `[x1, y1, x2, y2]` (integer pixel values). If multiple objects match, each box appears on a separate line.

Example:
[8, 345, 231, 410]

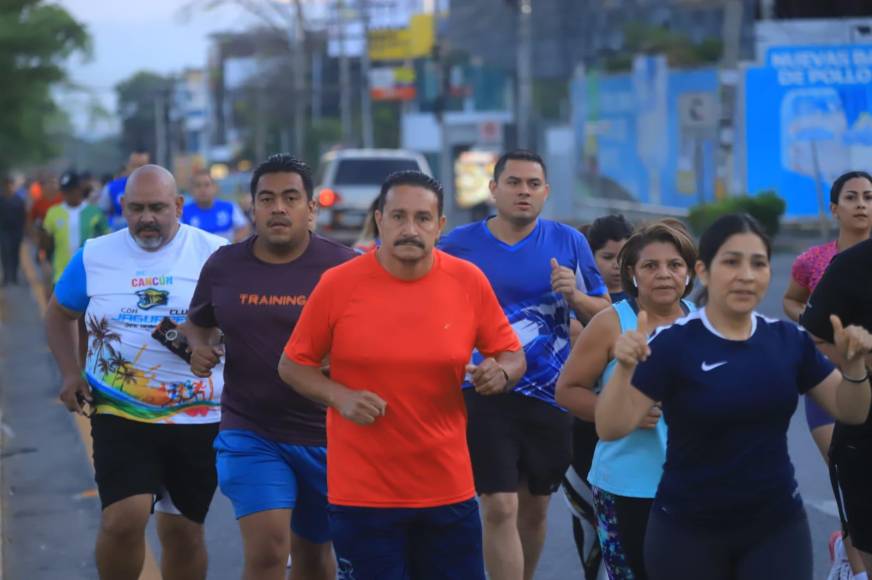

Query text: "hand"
[467, 358, 510, 395]
[613, 310, 652, 370]
[550, 258, 577, 301]
[59, 373, 92, 416]
[831, 315, 872, 364]
[190, 345, 223, 378]
[639, 403, 662, 429]
[333, 389, 387, 425]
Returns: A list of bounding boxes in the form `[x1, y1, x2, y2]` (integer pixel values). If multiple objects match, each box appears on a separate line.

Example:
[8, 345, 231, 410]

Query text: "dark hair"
[493, 149, 547, 183]
[696, 213, 771, 305]
[376, 170, 444, 216]
[618, 221, 697, 298]
[587, 214, 634, 253]
[830, 170, 872, 204]
[250, 153, 314, 200]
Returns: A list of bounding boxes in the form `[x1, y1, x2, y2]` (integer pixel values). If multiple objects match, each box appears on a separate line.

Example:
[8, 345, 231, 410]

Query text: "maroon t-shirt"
[188, 234, 357, 445]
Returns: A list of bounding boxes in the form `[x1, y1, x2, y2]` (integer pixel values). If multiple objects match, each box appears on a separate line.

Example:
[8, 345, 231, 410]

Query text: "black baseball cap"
[59, 170, 81, 191]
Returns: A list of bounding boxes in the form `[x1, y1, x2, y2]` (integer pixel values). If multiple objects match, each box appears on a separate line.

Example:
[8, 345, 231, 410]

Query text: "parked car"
[314, 148, 432, 244]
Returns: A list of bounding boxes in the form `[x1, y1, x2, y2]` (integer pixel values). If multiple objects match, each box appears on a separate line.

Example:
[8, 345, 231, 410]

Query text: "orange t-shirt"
[30, 196, 61, 224]
[284, 249, 521, 508]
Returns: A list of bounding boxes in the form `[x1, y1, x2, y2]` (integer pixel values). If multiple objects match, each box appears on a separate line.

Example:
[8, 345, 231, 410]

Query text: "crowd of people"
[0, 151, 252, 294]
[0, 147, 869, 580]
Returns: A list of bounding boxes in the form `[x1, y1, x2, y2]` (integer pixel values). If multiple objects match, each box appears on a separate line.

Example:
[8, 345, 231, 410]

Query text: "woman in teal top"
[557, 221, 697, 579]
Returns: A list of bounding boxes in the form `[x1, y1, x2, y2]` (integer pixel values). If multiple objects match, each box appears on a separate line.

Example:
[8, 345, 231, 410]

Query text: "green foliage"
[0, 0, 90, 172]
[688, 191, 787, 238]
[115, 71, 173, 155]
[602, 23, 723, 71]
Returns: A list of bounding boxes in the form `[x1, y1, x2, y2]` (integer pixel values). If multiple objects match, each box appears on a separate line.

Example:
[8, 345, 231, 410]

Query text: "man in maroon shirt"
[185, 154, 356, 580]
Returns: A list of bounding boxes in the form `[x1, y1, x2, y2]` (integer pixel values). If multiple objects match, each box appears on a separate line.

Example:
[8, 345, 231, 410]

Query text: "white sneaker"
[827, 532, 853, 580]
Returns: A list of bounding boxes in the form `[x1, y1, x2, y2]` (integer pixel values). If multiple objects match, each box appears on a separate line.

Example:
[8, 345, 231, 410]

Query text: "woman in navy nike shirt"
[596, 214, 872, 579]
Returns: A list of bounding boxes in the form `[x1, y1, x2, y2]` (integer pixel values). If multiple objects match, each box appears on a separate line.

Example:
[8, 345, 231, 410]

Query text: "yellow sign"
[368, 14, 434, 62]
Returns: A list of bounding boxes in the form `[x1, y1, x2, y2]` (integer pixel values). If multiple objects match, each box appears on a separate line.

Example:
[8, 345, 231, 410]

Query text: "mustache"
[394, 237, 425, 248]
[135, 223, 160, 233]
[267, 218, 292, 227]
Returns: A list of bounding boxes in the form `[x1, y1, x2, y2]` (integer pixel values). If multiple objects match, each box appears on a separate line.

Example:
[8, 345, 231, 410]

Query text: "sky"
[56, 0, 251, 137]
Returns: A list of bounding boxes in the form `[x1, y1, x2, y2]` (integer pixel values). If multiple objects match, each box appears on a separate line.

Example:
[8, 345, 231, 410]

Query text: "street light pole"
[360, 0, 374, 148]
[337, 0, 353, 146]
[516, 0, 533, 149]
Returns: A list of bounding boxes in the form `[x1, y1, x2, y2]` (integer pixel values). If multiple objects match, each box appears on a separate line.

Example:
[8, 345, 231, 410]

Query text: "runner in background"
[439, 150, 609, 580]
[0, 175, 26, 286]
[99, 150, 149, 230]
[182, 169, 251, 242]
[586, 215, 634, 304]
[557, 222, 696, 579]
[562, 214, 633, 579]
[784, 171, 871, 579]
[42, 170, 109, 286]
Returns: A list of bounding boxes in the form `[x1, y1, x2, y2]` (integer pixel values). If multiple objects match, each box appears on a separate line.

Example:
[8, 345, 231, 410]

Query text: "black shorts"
[831, 430, 872, 552]
[464, 389, 572, 496]
[91, 414, 218, 524]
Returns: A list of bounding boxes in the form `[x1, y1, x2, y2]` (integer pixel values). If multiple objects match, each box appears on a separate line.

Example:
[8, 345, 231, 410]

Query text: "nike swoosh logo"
[701, 361, 727, 372]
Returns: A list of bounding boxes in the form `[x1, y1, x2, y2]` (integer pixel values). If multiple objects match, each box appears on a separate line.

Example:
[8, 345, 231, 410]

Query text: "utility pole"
[337, 0, 353, 146]
[433, 10, 457, 226]
[360, 0, 374, 148]
[516, 0, 533, 149]
[292, 7, 306, 155]
[154, 92, 167, 169]
[715, 0, 743, 199]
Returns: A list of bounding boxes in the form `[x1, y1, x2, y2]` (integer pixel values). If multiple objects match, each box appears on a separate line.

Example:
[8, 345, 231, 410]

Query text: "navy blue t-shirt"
[632, 308, 835, 526]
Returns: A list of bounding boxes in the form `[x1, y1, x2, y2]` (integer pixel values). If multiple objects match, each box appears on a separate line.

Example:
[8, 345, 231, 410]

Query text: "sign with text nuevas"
[745, 45, 872, 217]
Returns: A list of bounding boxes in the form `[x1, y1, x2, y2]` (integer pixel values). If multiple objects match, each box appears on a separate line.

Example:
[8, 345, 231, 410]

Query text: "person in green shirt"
[43, 170, 110, 284]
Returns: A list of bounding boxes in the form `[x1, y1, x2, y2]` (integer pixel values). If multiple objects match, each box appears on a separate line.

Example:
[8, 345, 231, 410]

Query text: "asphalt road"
[0, 248, 843, 579]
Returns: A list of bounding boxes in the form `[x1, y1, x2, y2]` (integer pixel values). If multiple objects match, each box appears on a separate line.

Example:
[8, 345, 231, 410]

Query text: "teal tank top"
[587, 298, 694, 498]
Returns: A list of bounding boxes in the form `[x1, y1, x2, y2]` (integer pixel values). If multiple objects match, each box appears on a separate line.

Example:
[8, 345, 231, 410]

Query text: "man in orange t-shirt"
[279, 170, 525, 579]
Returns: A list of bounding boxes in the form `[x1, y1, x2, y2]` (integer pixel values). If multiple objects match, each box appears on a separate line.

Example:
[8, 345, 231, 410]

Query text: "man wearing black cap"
[42, 170, 109, 285]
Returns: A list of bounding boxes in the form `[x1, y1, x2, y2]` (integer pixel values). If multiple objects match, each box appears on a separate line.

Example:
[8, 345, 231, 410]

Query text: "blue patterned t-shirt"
[439, 218, 606, 407]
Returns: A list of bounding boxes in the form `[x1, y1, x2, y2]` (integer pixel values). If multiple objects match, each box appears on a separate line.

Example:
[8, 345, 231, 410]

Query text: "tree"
[0, 0, 90, 173]
[115, 71, 173, 159]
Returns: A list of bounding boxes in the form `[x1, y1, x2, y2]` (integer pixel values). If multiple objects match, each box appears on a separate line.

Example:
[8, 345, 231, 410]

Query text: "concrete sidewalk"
[0, 280, 100, 579]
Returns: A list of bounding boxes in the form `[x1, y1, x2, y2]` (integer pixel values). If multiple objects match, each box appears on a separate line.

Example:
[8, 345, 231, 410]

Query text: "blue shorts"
[329, 498, 485, 580]
[214, 429, 330, 544]
[805, 396, 835, 431]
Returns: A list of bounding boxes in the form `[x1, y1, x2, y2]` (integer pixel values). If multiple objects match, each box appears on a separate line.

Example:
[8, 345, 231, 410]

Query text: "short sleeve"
[231, 203, 249, 229]
[473, 268, 522, 357]
[187, 255, 218, 328]
[800, 253, 855, 343]
[790, 252, 812, 290]
[795, 326, 836, 394]
[284, 272, 336, 366]
[574, 230, 608, 296]
[630, 330, 676, 402]
[54, 249, 89, 313]
[43, 208, 57, 236]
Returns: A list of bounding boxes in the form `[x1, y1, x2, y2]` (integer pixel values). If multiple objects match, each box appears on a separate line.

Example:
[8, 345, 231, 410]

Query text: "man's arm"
[550, 258, 610, 323]
[568, 291, 611, 323]
[466, 349, 526, 396]
[45, 296, 91, 414]
[181, 321, 223, 378]
[278, 355, 387, 425]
